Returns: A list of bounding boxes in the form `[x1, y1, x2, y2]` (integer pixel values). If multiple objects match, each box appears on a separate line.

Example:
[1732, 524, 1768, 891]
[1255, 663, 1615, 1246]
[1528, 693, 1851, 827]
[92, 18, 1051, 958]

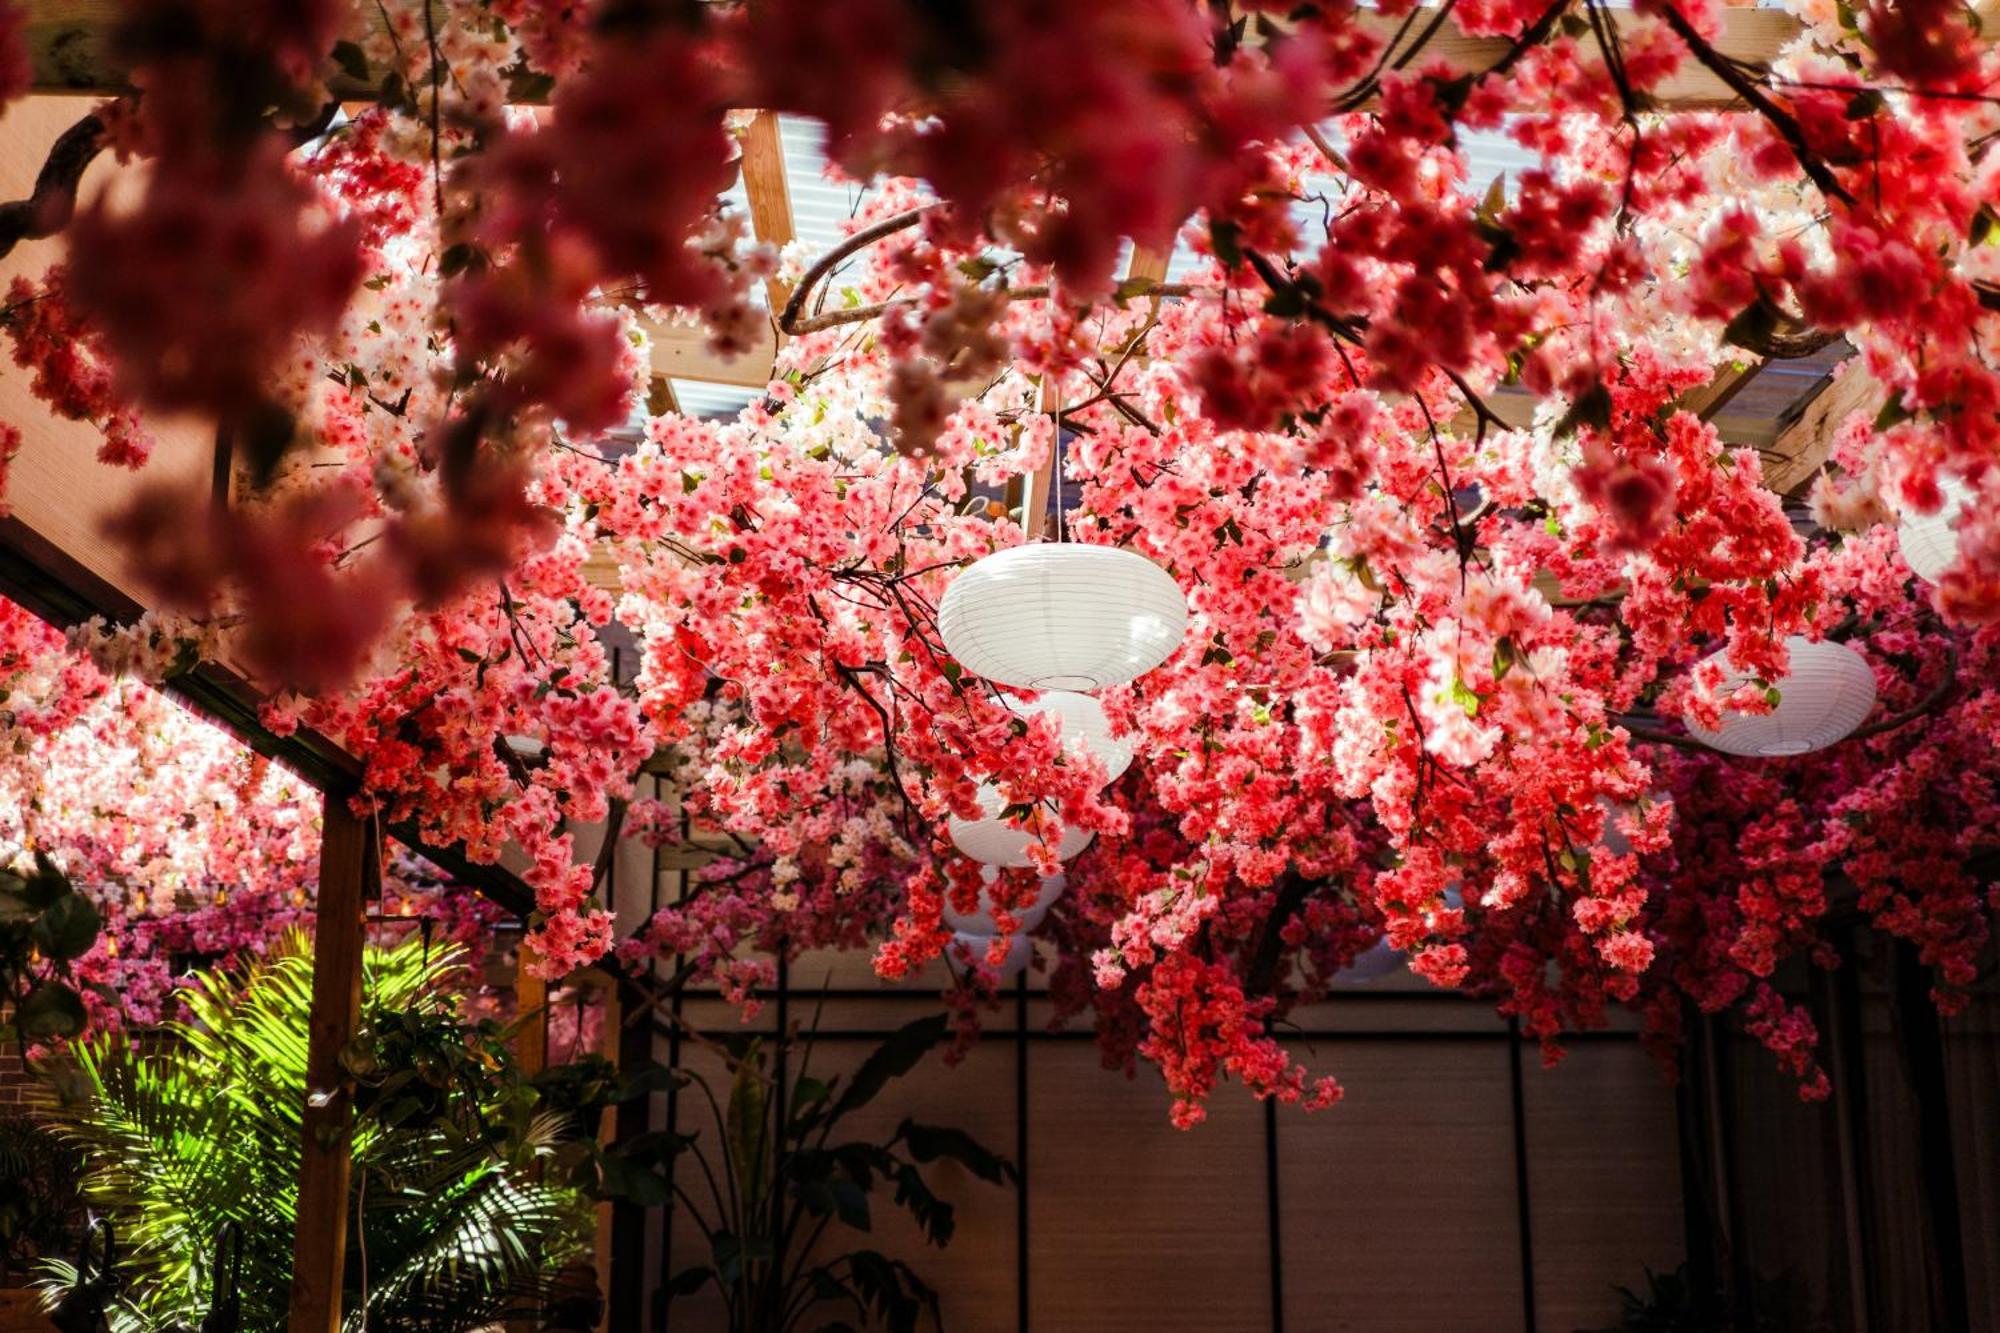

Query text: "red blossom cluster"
[2, 0, 2000, 1122]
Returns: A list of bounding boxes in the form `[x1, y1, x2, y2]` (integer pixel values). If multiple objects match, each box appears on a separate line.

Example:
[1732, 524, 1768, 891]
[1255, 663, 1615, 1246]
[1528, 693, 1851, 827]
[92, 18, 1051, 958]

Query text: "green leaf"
[31, 890, 99, 962]
[899, 1119, 1017, 1185]
[725, 1047, 769, 1210]
[1973, 205, 2000, 248]
[830, 1176, 871, 1231]
[15, 981, 86, 1041]
[828, 1014, 949, 1123]
[330, 39, 370, 84]
[1492, 637, 1516, 682]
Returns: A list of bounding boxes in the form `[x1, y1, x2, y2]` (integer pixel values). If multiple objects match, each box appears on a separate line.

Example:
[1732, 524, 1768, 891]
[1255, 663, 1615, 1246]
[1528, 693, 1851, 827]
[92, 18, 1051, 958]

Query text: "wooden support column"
[514, 941, 548, 1076]
[593, 975, 623, 1333]
[288, 796, 377, 1333]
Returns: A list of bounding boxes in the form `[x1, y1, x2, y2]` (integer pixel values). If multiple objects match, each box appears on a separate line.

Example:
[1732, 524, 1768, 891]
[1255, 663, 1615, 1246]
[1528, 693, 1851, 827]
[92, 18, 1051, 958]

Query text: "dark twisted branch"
[776, 201, 1192, 337]
[0, 113, 104, 261]
[1650, 2, 1857, 208]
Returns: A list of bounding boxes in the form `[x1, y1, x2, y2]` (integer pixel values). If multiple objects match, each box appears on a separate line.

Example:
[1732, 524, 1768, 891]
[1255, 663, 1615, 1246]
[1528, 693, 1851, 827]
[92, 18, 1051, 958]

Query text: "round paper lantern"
[1684, 637, 1877, 757]
[1597, 793, 1668, 858]
[948, 785, 1095, 867]
[1005, 691, 1134, 782]
[938, 543, 1187, 690]
[943, 867, 1067, 934]
[949, 930, 1033, 980]
[1897, 476, 1973, 584]
[1333, 886, 1459, 983]
[1335, 941, 1406, 984]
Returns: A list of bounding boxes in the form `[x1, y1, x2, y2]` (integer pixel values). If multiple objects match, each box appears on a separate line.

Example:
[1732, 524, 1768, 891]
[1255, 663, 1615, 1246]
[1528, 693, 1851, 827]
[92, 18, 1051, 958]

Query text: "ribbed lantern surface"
[948, 785, 1095, 866]
[1685, 637, 1877, 757]
[943, 867, 1067, 935]
[948, 930, 1033, 980]
[1897, 477, 1972, 584]
[938, 544, 1188, 690]
[1004, 691, 1134, 782]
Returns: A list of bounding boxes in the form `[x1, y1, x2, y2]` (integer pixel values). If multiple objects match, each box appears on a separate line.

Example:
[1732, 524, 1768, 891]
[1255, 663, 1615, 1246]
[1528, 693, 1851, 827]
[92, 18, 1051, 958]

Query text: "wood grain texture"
[740, 111, 796, 313]
[1028, 1046, 1268, 1331]
[1521, 1042, 1687, 1333]
[1278, 1039, 1523, 1333]
[647, 320, 779, 389]
[287, 798, 376, 1333]
[1763, 361, 1883, 497]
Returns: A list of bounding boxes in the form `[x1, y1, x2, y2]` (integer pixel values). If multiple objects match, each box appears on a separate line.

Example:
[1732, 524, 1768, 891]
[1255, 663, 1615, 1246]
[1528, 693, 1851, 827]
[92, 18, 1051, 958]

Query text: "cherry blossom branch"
[1649, 2, 1857, 208]
[776, 202, 1190, 337]
[778, 205, 938, 335]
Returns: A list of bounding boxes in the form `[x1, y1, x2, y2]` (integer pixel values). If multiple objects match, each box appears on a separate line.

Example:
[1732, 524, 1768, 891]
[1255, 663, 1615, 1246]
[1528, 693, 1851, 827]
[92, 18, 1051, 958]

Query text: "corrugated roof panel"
[672, 379, 761, 420]
[779, 114, 878, 255]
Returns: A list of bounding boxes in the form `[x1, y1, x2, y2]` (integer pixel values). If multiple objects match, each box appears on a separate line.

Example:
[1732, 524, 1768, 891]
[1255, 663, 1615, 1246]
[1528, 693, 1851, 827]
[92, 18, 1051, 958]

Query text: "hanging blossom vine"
[0, 597, 502, 1036]
[0, 0, 1995, 1122]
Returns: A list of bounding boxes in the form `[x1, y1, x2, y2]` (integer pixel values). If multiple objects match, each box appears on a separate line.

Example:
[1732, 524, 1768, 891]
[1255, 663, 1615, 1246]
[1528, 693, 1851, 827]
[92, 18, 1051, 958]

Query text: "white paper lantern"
[1685, 637, 1877, 757]
[948, 785, 1095, 867]
[1897, 477, 1974, 584]
[948, 930, 1034, 980]
[1335, 941, 1406, 983]
[1597, 793, 1667, 858]
[943, 867, 1067, 934]
[1004, 691, 1134, 783]
[1334, 886, 1459, 983]
[938, 543, 1187, 691]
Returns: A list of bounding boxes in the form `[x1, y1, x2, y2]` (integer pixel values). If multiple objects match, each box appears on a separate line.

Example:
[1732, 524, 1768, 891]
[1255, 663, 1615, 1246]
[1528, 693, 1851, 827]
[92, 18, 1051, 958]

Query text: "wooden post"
[288, 796, 376, 1333]
[593, 974, 622, 1333]
[740, 111, 796, 312]
[514, 940, 548, 1075]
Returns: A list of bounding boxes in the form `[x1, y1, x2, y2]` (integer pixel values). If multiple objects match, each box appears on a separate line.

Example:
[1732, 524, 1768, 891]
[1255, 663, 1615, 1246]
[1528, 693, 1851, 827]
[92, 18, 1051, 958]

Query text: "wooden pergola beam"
[648, 320, 777, 390]
[1682, 359, 1765, 423]
[740, 111, 796, 311]
[20, 3, 1802, 109]
[1763, 362, 1884, 497]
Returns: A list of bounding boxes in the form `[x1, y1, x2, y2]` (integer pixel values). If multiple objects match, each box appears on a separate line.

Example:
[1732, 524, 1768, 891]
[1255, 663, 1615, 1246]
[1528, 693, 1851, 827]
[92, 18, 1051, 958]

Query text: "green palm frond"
[45, 933, 588, 1333]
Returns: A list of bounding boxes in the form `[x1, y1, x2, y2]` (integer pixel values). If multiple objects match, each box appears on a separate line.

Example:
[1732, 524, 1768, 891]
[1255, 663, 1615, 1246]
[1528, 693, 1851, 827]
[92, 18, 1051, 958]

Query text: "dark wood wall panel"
[1277, 1039, 1524, 1333]
[653, 962, 1691, 1332]
[1521, 1042, 1686, 1332]
[1027, 1045, 1270, 1331]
